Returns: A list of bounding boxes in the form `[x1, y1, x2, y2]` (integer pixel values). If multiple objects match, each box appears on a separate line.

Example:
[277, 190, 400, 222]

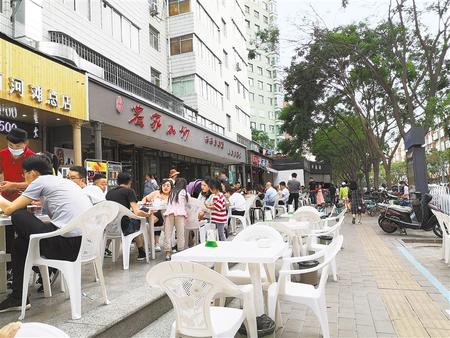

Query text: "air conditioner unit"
[149, 2, 159, 16]
[235, 62, 242, 72]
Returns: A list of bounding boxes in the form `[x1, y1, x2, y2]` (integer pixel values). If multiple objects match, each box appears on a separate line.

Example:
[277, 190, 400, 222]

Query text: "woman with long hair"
[141, 179, 173, 252]
[349, 181, 363, 224]
[163, 178, 188, 260]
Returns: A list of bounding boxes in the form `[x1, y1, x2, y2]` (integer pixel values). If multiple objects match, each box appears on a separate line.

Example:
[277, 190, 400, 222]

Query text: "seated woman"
[0, 155, 93, 313]
[141, 179, 172, 252]
[197, 178, 212, 220]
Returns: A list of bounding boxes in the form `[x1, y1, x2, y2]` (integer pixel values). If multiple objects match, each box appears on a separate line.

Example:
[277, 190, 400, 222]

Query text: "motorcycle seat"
[388, 205, 413, 213]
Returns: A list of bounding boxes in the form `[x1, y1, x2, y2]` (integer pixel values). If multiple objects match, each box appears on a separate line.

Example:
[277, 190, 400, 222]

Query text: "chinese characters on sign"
[150, 113, 162, 131]
[204, 135, 224, 149]
[166, 124, 176, 136]
[228, 149, 242, 159]
[128, 105, 144, 128]
[179, 126, 190, 141]
[8, 77, 72, 111]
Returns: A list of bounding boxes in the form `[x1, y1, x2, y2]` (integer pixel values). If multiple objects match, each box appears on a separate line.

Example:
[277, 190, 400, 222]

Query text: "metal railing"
[430, 185, 450, 215]
[49, 31, 185, 115]
[49, 31, 225, 136]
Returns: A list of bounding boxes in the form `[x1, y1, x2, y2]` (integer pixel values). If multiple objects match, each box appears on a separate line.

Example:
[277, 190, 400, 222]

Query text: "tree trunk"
[384, 162, 393, 189]
[373, 159, 380, 190]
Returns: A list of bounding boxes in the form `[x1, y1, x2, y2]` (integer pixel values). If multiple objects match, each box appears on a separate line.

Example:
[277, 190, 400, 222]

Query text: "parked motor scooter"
[377, 192, 441, 237]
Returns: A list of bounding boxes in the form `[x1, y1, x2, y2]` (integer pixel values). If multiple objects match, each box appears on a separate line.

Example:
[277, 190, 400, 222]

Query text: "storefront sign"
[251, 154, 272, 169]
[54, 147, 74, 166]
[0, 38, 87, 120]
[0, 118, 39, 139]
[85, 160, 108, 185]
[89, 81, 246, 163]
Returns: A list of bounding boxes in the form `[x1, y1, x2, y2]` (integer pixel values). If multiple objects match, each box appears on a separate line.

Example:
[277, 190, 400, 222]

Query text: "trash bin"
[298, 260, 320, 286]
[238, 314, 276, 337]
[318, 235, 333, 245]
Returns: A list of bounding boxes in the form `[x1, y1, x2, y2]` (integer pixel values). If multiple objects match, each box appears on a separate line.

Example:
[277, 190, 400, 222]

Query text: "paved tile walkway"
[276, 215, 450, 338]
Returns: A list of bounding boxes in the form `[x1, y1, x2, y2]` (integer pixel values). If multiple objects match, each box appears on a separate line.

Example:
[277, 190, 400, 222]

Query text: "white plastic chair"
[229, 195, 256, 234]
[15, 322, 70, 337]
[306, 213, 345, 281]
[267, 235, 344, 338]
[291, 206, 322, 228]
[264, 193, 280, 219]
[147, 261, 257, 338]
[432, 210, 450, 264]
[105, 204, 150, 270]
[185, 198, 206, 246]
[218, 225, 285, 286]
[19, 201, 120, 320]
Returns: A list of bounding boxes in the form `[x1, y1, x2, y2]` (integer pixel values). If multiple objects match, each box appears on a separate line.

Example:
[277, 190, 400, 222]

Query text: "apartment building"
[168, 0, 252, 141]
[244, 0, 282, 146]
[0, 0, 249, 192]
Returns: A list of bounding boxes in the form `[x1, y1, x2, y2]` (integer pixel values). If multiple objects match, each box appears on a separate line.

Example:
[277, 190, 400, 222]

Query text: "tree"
[248, 26, 280, 60]
[427, 148, 450, 182]
[251, 128, 274, 149]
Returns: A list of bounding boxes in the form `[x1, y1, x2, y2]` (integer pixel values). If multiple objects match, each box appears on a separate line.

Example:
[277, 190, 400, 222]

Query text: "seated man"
[83, 174, 107, 204]
[279, 181, 290, 205]
[0, 156, 92, 312]
[106, 172, 150, 261]
[263, 182, 277, 207]
[68, 166, 106, 205]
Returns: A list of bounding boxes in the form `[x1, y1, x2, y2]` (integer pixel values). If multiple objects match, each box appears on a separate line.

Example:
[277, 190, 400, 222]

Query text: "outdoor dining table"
[0, 214, 50, 293]
[269, 221, 312, 256]
[171, 239, 288, 336]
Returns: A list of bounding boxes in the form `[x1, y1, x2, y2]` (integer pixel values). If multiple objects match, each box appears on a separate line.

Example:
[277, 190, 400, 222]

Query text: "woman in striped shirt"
[205, 179, 228, 240]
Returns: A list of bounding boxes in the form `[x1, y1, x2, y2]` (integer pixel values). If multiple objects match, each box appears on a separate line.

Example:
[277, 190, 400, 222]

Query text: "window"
[149, 24, 159, 50]
[267, 84, 272, 92]
[249, 78, 254, 87]
[266, 69, 271, 78]
[170, 34, 193, 55]
[251, 121, 256, 129]
[76, 0, 91, 19]
[255, 24, 260, 31]
[225, 82, 230, 100]
[226, 114, 232, 131]
[269, 111, 275, 119]
[259, 95, 264, 104]
[111, 10, 121, 40]
[266, 56, 271, 64]
[254, 10, 259, 18]
[269, 125, 275, 133]
[172, 75, 195, 96]
[256, 53, 262, 61]
[223, 50, 229, 68]
[169, 0, 190, 16]
[246, 20, 250, 29]
[257, 80, 263, 89]
[263, 15, 268, 24]
[245, 5, 250, 14]
[263, 1, 268, 10]
[151, 68, 161, 87]
[272, 70, 277, 78]
[257, 66, 263, 75]
[222, 19, 227, 37]
[268, 98, 273, 106]
[249, 92, 255, 101]
[249, 63, 253, 72]
[260, 123, 266, 132]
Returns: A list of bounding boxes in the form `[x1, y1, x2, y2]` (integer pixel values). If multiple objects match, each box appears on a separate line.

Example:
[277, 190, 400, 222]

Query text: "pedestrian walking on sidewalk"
[287, 173, 300, 210]
[349, 181, 363, 224]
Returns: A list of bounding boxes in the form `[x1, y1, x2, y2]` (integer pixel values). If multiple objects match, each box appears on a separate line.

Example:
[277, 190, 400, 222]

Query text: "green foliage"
[251, 128, 274, 149]
[248, 26, 279, 60]
[427, 148, 450, 182]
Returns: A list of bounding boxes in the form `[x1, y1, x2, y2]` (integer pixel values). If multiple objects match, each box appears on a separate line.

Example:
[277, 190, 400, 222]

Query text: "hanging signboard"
[85, 160, 108, 185]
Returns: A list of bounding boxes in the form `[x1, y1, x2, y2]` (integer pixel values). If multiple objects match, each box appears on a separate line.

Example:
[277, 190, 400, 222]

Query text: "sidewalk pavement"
[276, 214, 450, 338]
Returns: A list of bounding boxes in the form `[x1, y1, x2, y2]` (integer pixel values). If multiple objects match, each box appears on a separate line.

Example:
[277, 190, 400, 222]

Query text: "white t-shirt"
[280, 187, 289, 203]
[229, 192, 246, 211]
[83, 185, 106, 205]
[22, 175, 93, 237]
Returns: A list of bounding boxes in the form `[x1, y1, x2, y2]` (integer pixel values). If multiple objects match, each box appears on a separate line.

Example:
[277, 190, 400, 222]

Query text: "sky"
[277, 0, 407, 68]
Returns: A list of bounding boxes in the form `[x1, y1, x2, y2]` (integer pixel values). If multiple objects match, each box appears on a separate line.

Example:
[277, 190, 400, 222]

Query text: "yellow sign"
[0, 38, 88, 120]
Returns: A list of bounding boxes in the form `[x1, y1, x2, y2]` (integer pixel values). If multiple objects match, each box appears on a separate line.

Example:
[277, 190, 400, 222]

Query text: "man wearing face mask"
[0, 128, 35, 200]
[0, 128, 35, 285]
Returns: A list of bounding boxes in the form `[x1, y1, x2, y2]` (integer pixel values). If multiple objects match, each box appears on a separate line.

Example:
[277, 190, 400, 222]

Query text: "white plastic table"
[269, 221, 312, 256]
[0, 214, 50, 293]
[172, 240, 287, 319]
